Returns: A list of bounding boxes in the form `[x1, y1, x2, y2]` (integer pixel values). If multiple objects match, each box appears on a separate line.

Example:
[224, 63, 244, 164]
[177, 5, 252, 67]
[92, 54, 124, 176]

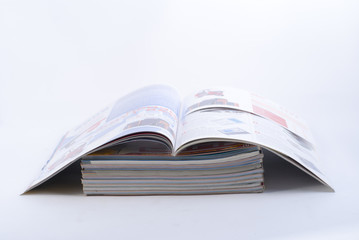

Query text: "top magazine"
[24, 85, 333, 193]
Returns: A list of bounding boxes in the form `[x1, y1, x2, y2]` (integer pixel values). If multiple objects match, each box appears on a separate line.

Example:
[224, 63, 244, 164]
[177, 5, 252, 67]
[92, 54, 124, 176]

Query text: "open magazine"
[24, 85, 333, 193]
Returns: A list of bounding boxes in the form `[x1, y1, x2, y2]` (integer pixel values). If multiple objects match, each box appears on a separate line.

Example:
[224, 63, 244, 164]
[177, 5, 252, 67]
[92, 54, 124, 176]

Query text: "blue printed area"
[228, 118, 242, 123]
[107, 85, 180, 122]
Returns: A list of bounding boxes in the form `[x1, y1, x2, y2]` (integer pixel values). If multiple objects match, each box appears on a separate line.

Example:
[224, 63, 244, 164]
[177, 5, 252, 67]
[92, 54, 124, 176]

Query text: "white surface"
[1, 0, 359, 239]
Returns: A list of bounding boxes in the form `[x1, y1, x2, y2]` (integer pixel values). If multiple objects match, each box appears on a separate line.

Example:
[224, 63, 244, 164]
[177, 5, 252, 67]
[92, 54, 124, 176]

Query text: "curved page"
[175, 109, 333, 190]
[24, 85, 181, 192]
[182, 88, 314, 143]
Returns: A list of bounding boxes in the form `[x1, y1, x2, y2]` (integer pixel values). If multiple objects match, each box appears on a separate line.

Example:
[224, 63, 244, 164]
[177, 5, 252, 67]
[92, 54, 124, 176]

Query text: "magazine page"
[176, 89, 332, 189]
[181, 88, 314, 143]
[24, 85, 181, 192]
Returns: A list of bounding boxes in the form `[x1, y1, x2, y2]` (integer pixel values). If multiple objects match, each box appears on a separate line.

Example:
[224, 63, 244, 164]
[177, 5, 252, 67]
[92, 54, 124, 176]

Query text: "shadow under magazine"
[24, 162, 83, 195]
[263, 149, 331, 193]
[24, 149, 330, 195]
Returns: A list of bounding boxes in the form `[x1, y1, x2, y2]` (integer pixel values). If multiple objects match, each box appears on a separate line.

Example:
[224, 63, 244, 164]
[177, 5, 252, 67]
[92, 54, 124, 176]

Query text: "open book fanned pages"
[24, 85, 333, 195]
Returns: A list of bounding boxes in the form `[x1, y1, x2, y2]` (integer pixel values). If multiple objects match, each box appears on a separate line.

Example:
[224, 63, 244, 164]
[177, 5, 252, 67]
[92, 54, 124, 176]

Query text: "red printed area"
[252, 105, 288, 128]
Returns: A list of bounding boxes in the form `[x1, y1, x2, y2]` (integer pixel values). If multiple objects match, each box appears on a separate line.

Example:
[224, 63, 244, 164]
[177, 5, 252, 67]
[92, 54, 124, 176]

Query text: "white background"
[1, 0, 359, 239]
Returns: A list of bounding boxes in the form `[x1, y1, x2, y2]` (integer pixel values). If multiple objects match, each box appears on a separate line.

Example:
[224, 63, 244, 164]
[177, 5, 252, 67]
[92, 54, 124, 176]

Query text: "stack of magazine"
[81, 141, 264, 195]
[24, 85, 333, 195]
